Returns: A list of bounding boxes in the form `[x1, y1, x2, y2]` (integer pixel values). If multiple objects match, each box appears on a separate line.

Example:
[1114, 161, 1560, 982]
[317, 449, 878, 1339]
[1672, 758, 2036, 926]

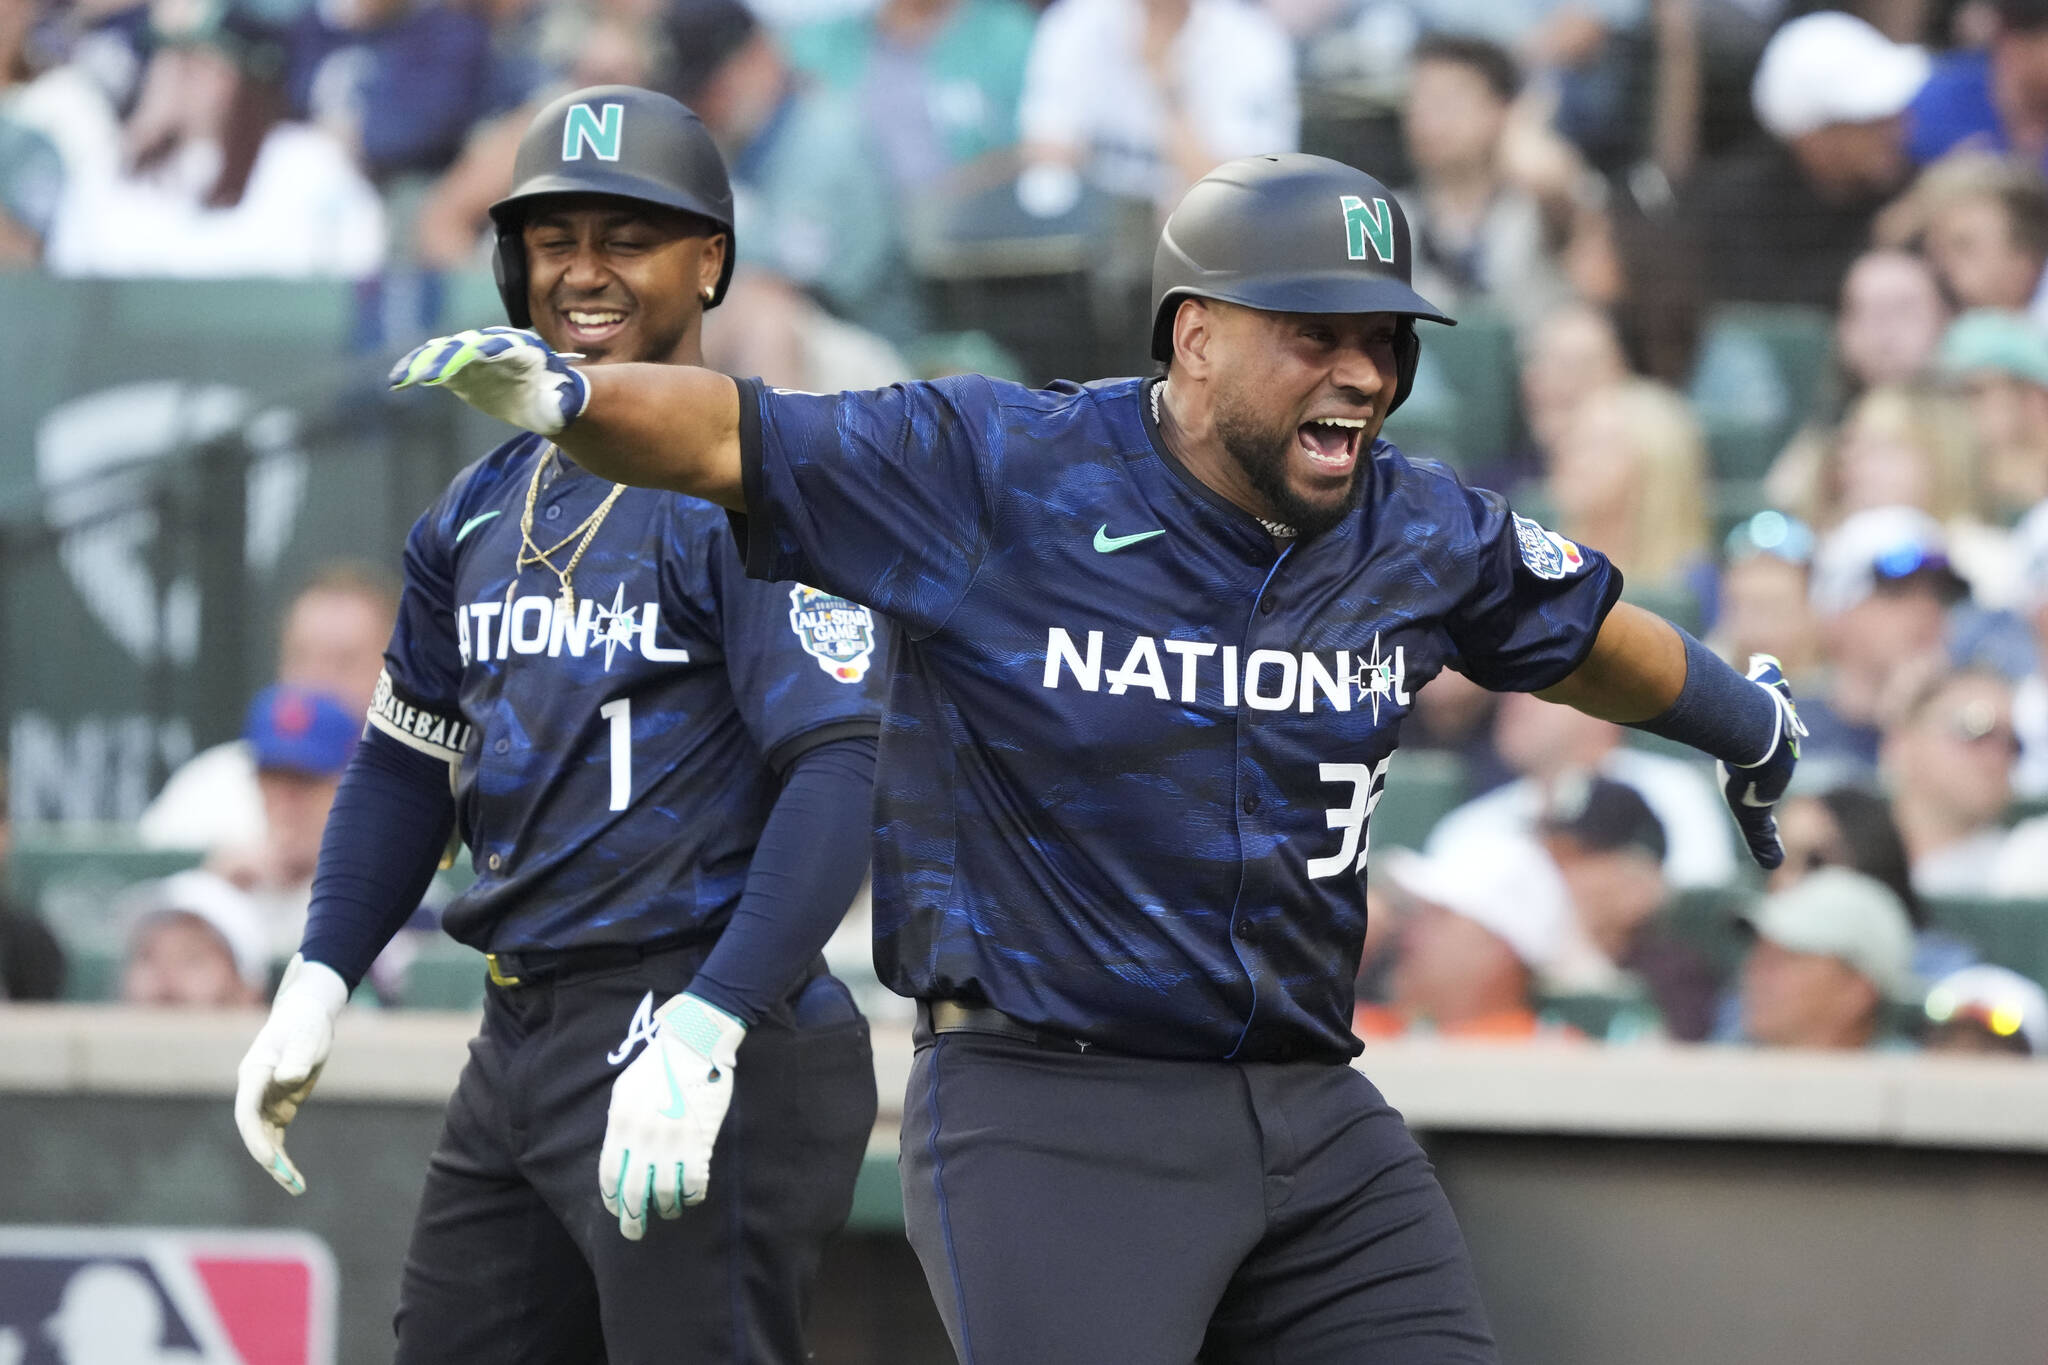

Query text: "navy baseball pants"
[899, 1015, 1497, 1365]
[392, 944, 877, 1365]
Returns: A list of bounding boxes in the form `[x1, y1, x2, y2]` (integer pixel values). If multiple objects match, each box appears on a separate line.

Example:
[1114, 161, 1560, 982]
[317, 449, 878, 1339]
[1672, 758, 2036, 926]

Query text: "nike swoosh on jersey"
[658, 1048, 689, 1120]
[1094, 525, 1166, 553]
[456, 510, 503, 542]
[1738, 783, 1773, 809]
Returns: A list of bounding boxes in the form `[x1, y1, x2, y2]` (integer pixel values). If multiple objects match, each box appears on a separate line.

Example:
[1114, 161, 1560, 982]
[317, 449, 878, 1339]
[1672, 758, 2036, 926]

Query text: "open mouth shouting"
[1296, 416, 1368, 477]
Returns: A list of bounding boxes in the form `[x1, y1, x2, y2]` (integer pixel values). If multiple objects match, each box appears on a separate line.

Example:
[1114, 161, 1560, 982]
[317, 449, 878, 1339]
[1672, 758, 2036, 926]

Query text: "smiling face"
[521, 195, 727, 365]
[1192, 301, 1402, 538]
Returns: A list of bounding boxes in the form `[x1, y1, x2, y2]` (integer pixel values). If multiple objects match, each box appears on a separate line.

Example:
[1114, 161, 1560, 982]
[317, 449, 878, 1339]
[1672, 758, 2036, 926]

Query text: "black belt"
[923, 1000, 1098, 1054]
[484, 934, 706, 988]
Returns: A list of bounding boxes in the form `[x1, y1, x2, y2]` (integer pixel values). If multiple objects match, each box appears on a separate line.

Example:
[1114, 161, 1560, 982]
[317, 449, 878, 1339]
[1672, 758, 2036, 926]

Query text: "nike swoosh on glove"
[388, 327, 589, 436]
[1721, 654, 1806, 871]
[597, 992, 746, 1240]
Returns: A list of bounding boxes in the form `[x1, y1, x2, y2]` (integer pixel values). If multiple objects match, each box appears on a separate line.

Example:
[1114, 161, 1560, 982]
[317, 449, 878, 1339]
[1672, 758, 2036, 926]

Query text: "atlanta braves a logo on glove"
[389, 327, 590, 436]
[597, 991, 746, 1240]
[1721, 654, 1806, 871]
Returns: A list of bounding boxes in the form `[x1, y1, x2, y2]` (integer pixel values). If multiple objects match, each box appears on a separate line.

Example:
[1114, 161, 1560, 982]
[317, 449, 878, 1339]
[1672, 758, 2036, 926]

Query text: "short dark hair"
[1411, 33, 1522, 104]
[1996, 0, 2048, 35]
[1811, 786, 1925, 929]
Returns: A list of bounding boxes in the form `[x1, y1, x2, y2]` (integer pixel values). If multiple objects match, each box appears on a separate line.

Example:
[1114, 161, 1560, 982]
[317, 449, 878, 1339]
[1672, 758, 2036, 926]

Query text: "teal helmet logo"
[1340, 195, 1396, 264]
[561, 102, 624, 162]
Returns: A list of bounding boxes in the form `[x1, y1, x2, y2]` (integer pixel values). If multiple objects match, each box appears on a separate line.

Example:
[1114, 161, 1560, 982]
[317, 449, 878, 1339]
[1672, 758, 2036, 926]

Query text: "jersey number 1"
[600, 698, 631, 811]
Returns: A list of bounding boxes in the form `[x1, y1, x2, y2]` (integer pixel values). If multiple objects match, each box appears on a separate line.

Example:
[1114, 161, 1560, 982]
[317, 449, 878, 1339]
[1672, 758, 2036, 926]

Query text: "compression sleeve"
[686, 733, 876, 1024]
[298, 726, 459, 991]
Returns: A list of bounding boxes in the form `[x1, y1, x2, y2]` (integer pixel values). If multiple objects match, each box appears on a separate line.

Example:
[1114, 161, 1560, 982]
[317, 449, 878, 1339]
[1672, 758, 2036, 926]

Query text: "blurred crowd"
[3, 0, 2048, 1060]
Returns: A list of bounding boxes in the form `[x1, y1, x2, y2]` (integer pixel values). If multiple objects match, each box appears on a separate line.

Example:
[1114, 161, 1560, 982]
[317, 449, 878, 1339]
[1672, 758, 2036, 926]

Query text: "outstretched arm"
[389, 329, 745, 507]
[1538, 602, 1804, 870]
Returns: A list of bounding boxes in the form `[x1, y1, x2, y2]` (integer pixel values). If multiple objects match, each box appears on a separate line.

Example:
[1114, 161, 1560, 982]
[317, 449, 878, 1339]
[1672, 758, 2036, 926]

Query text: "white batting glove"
[388, 327, 590, 436]
[598, 991, 746, 1241]
[234, 954, 349, 1196]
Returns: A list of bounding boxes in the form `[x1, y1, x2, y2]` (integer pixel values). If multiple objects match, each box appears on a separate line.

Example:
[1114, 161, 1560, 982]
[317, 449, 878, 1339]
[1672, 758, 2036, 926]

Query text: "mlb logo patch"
[787, 586, 877, 684]
[1510, 513, 1586, 581]
[0, 1227, 336, 1365]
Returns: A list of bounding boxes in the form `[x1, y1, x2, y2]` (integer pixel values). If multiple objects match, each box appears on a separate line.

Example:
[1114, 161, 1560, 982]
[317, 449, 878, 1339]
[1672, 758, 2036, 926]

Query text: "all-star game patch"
[787, 585, 877, 683]
[1511, 513, 1586, 581]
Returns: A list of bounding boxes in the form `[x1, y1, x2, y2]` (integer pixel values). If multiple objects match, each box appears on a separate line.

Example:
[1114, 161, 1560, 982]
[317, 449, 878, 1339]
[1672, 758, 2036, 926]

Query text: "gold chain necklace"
[517, 446, 625, 614]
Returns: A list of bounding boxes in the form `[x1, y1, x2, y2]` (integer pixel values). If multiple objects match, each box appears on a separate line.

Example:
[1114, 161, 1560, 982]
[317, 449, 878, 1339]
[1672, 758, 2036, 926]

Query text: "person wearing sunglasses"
[1881, 665, 2047, 896]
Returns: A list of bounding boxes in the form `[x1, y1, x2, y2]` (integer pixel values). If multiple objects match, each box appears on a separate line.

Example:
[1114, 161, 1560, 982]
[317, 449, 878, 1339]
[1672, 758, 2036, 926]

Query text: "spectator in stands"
[1676, 11, 1928, 309]
[1938, 309, 2048, 519]
[1763, 782, 1988, 982]
[1919, 159, 2048, 326]
[1808, 384, 2024, 603]
[784, 0, 1036, 197]
[1016, 0, 1297, 212]
[40, 0, 385, 277]
[1922, 963, 2048, 1055]
[0, 759, 65, 1001]
[1426, 688, 1739, 888]
[1385, 0, 1651, 172]
[1908, 0, 2048, 171]
[207, 684, 359, 955]
[1397, 34, 1575, 336]
[1806, 506, 1972, 770]
[118, 868, 269, 1008]
[1836, 248, 1955, 398]
[1882, 664, 2048, 894]
[1770, 785, 1926, 922]
[286, 0, 502, 188]
[703, 271, 915, 392]
[1515, 301, 1631, 485]
[1760, 250, 1953, 530]
[674, 0, 922, 344]
[1536, 774, 1720, 1041]
[0, 0, 153, 265]
[2015, 500, 2048, 796]
[1355, 837, 1573, 1041]
[1736, 868, 1917, 1050]
[1713, 511, 1823, 685]
[140, 563, 396, 854]
[1547, 377, 1712, 598]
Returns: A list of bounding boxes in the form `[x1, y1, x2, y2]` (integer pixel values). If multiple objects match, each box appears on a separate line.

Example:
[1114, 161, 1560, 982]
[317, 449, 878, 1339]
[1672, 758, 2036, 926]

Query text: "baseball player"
[391, 153, 1803, 1363]
[235, 87, 885, 1363]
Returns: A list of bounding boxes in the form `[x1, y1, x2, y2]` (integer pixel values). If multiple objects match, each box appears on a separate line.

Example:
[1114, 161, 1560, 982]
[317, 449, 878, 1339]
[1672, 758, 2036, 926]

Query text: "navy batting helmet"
[1150, 154, 1454, 411]
[489, 85, 736, 327]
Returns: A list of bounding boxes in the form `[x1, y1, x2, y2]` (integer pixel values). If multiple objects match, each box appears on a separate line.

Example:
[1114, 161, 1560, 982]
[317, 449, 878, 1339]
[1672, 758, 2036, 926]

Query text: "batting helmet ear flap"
[493, 224, 533, 329]
[1390, 318, 1420, 413]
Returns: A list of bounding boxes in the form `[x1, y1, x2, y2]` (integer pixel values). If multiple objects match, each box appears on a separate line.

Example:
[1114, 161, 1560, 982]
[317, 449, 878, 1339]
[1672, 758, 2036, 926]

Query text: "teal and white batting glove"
[388, 327, 590, 436]
[1721, 654, 1807, 871]
[233, 954, 349, 1196]
[598, 991, 746, 1241]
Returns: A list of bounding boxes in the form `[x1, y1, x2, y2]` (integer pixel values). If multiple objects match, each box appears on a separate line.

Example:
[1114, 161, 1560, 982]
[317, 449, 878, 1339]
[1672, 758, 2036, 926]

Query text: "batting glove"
[388, 327, 589, 436]
[1721, 655, 1806, 871]
[598, 991, 746, 1241]
[234, 954, 349, 1196]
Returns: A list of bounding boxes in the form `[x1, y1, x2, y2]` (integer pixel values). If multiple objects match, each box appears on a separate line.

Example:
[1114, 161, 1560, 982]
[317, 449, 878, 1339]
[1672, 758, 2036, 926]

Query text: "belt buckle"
[485, 953, 522, 987]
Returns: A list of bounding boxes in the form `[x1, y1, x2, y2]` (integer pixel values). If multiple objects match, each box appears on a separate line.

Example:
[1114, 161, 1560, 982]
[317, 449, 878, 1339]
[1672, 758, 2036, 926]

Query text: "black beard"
[1213, 396, 1364, 541]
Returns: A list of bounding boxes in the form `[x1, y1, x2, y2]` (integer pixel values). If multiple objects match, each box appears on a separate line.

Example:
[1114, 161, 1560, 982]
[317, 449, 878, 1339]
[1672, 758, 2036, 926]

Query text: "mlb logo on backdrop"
[0, 1227, 336, 1365]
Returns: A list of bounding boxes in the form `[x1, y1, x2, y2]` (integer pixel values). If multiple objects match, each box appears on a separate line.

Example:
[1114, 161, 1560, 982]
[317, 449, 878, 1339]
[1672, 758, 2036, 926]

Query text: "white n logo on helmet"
[1339, 195, 1396, 264]
[562, 102, 624, 162]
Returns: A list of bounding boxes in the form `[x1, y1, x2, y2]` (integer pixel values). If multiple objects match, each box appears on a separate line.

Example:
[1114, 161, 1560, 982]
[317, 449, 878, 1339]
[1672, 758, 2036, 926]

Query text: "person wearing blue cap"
[208, 685, 360, 956]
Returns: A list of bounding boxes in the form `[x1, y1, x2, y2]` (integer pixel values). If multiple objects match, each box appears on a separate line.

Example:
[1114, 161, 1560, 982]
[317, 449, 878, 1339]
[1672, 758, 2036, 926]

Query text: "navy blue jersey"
[374, 432, 885, 953]
[734, 375, 1620, 1061]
